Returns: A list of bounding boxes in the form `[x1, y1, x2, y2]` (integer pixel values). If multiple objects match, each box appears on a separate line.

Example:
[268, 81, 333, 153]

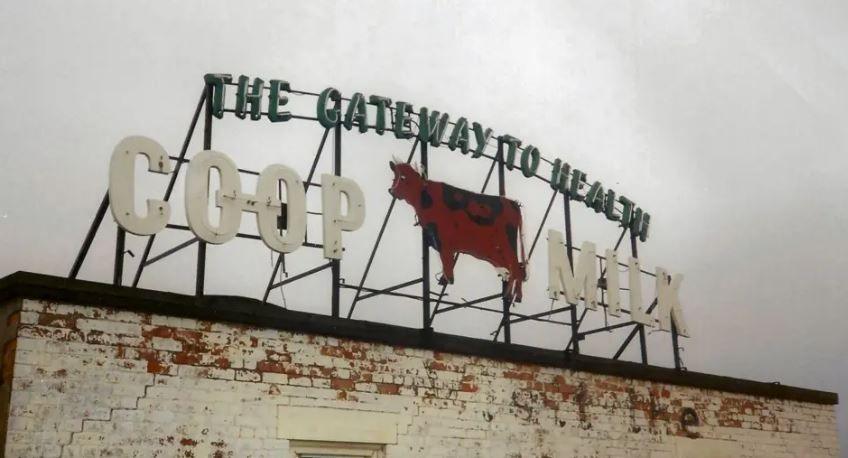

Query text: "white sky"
[1, 0, 845, 450]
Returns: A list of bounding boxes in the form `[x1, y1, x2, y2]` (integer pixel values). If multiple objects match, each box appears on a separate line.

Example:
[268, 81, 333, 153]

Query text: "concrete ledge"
[0, 271, 837, 405]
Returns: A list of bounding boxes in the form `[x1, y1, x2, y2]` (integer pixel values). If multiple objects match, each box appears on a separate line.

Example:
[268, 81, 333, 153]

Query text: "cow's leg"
[513, 275, 523, 303]
[509, 264, 523, 303]
[438, 248, 456, 285]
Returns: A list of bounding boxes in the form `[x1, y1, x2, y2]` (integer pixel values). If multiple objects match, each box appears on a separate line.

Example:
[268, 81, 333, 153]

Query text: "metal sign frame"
[68, 77, 684, 370]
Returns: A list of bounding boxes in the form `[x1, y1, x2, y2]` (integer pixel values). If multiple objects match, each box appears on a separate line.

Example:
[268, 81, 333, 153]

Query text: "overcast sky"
[1, 0, 845, 450]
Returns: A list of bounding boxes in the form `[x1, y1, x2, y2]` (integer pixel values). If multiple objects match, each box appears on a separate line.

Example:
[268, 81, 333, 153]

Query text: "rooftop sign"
[70, 73, 689, 371]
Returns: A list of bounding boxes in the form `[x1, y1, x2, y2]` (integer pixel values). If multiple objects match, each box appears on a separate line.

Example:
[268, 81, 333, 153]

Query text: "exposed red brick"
[256, 361, 285, 374]
[376, 383, 400, 395]
[36, 313, 77, 329]
[331, 378, 355, 391]
[142, 326, 173, 339]
[180, 437, 197, 446]
[7, 311, 20, 327]
[214, 357, 230, 369]
[426, 361, 447, 371]
[1, 338, 16, 385]
[172, 352, 201, 366]
[460, 382, 478, 393]
[263, 349, 291, 363]
[146, 358, 171, 375]
[503, 370, 534, 381]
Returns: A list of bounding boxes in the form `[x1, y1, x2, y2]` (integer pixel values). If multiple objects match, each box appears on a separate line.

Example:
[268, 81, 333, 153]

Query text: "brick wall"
[2, 298, 840, 457]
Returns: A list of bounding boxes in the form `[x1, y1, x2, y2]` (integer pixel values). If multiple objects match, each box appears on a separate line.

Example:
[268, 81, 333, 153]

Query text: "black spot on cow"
[442, 184, 471, 210]
[440, 184, 505, 226]
[424, 223, 441, 251]
[506, 224, 518, 252]
[420, 189, 433, 209]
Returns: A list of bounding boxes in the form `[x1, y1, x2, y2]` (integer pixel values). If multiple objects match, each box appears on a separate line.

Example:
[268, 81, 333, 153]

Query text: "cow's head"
[389, 160, 424, 204]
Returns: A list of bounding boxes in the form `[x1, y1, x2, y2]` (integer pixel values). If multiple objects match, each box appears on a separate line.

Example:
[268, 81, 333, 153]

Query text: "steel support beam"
[113, 227, 125, 286]
[331, 99, 342, 318]
[68, 193, 110, 279]
[357, 278, 423, 302]
[565, 195, 579, 354]
[132, 88, 206, 287]
[346, 139, 418, 319]
[269, 262, 333, 290]
[421, 141, 431, 330]
[496, 140, 510, 343]
[196, 83, 213, 296]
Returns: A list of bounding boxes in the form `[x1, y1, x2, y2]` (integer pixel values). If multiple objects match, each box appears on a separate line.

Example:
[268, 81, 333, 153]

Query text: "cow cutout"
[389, 161, 527, 302]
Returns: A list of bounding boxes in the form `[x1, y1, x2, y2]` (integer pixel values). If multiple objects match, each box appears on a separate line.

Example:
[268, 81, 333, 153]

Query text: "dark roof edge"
[0, 271, 837, 405]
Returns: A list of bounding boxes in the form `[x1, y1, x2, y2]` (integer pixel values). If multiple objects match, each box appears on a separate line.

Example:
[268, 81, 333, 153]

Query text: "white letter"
[321, 174, 365, 259]
[108, 136, 172, 235]
[604, 249, 621, 316]
[656, 268, 689, 337]
[628, 257, 653, 326]
[185, 150, 242, 244]
[547, 230, 598, 309]
[253, 164, 306, 253]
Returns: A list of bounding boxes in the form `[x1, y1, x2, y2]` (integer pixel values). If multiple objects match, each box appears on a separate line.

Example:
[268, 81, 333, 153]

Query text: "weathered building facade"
[0, 273, 839, 457]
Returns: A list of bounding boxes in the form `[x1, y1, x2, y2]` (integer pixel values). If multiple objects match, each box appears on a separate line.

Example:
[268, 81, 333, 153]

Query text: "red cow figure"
[389, 161, 527, 302]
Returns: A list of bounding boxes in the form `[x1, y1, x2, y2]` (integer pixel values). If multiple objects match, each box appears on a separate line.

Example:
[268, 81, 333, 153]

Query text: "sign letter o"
[185, 150, 242, 244]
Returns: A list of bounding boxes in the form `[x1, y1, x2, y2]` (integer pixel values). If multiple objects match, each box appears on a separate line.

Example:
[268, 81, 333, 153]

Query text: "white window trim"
[289, 440, 385, 458]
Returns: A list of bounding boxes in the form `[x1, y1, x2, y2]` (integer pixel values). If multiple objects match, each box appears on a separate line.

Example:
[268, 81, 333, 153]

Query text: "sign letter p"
[321, 174, 365, 259]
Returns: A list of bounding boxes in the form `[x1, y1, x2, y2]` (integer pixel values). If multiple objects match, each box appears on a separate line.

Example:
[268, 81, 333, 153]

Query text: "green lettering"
[604, 189, 620, 221]
[394, 101, 415, 139]
[585, 181, 605, 213]
[629, 207, 644, 233]
[498, 135, 522, 170]
[520, 145, 540, 178]
[550, 159, 570, 194]
[639, 212, 650, 242]
[368, 95, 392, 135]
[235, 76, 264, 120]
[418, 107, 449, 146]
[471, 122, 493, 158]
[618, 195, 634, 227]
[316, 87, 341, 128]
[569, 169, 587, 201]
[203, 74, 232, 119]
[268, 80, 292, 123]
[448, 117, 470, 154]
[343, 92, 368, 133]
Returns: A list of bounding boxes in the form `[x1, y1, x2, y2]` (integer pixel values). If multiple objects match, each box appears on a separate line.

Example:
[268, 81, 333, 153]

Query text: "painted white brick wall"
[2, 299, 839, 457]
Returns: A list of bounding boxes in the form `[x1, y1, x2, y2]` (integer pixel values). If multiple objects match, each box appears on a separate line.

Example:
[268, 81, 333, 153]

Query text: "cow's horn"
[389, 161, 396, 171]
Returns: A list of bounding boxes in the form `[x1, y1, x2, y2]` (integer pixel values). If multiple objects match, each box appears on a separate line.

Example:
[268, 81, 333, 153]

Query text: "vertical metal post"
[331, 99, 341, 318]
[421, 140, 431, 330]
[496, 141, 510, 343]
[668, 268, 682, 369]
[671, 321, 682, 370]
[630, 229, 648, 364]
[113, 227, 125, 286]
[564, 196, 578, 354]
[196, 83, 213, 296]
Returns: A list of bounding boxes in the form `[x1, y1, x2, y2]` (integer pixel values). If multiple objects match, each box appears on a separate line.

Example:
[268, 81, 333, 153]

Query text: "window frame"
[289, 440, 385, 458]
